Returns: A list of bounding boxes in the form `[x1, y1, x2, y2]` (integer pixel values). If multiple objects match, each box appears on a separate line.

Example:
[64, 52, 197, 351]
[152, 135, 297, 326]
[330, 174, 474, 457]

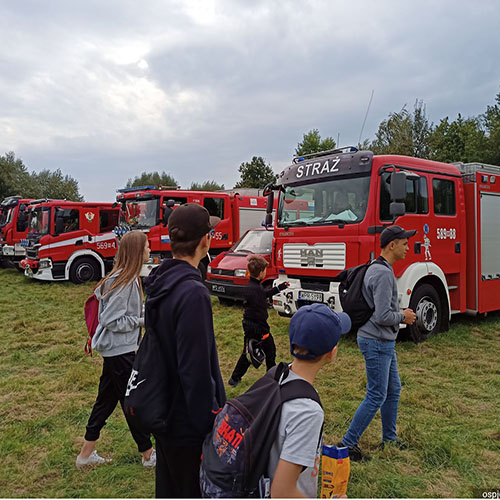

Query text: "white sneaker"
[76, 450, 112, 468]
[142, 449, 156, 468]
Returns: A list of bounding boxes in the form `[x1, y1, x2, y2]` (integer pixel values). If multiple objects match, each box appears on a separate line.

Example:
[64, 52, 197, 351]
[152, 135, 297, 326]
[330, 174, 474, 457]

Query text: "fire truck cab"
[20, 200, 120, 283]
[0, 196, 32, 265]
[116, 186, 271, 275]
[265, 147, 500, 342]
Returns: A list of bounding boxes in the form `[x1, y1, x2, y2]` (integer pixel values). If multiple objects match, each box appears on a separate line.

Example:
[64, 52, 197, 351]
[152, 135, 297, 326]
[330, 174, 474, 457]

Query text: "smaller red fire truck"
[116, 186, 271, 274]
[20, 200, 120, 283]
[0, 196, 33, 267]
[206, 227, 278, 304]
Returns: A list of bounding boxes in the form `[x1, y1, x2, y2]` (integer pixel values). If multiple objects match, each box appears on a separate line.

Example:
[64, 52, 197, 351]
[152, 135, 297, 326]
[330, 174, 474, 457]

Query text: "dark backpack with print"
[336, 257, 385, 330]
[200, 362, 322, 498]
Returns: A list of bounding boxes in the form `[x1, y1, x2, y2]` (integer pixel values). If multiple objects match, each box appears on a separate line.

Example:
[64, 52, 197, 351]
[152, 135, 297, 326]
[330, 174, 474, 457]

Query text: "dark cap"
[289, 303, 351, 360]
[380, 225, 416, 248]
[167, 203, 220, 242]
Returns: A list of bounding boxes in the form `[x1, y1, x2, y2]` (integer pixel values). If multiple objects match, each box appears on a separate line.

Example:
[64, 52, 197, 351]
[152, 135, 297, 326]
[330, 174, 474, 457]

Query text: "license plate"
[211, 284, 225, 293]
[298, 290, 323, 302]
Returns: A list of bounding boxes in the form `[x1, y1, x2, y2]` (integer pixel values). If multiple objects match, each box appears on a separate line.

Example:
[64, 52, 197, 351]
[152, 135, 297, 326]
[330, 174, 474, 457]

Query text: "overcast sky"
[1, 0, 500, 202]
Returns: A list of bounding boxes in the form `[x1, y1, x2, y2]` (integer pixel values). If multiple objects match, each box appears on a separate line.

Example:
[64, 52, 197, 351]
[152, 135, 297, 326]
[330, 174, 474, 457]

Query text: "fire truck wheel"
[408, 284, 441, 343]
[69, 257, 100, 284]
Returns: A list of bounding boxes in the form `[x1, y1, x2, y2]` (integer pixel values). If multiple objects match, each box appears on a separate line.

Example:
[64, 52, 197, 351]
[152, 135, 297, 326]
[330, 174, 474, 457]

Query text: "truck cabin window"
[380, 172, 429, 221]
[433, 179, 456, 215]
[204, 198, 225, 219]
[278, 176, 370, 226]
[100, 209, 120, 233]
[123, 198, 159, 228]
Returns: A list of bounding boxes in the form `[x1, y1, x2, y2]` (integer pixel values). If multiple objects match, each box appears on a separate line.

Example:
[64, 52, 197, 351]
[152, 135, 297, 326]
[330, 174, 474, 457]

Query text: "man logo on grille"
[300, 249, 323, 267]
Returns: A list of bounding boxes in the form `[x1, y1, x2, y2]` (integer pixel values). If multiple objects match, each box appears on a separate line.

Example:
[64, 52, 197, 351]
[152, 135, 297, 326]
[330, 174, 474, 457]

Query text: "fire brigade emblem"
[85, 212, 95, 223]
[423, 224, 432, 261]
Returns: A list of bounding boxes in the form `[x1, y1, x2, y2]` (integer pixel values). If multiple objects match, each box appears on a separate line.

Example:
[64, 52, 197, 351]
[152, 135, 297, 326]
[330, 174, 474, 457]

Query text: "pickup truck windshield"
[233, 230, 273, 254]
[122, 198, 159, 229]
[277, 175, 370, 227]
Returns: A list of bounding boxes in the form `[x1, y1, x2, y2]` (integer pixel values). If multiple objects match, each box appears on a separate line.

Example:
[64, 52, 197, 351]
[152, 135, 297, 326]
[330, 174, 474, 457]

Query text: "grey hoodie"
[357, 257, 405, 341]
[91, 271, 144, 357]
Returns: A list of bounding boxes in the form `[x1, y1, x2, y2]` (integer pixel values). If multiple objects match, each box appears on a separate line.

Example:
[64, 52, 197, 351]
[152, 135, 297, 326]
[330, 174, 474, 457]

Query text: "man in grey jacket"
[339, 225, 417, 461]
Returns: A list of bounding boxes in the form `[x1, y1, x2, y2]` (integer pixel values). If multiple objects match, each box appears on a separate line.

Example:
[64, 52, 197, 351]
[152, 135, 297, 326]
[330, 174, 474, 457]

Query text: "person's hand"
[278, 281, 290, 291]
[402, 308, 416, 325]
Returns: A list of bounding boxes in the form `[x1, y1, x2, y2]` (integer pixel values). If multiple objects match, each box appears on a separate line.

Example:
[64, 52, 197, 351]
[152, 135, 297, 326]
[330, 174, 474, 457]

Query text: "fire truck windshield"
[29, 207, 51, 235]
[233, 229, 273, 254]
[122, 198, 159, 229]
[277, 175, 370, 227]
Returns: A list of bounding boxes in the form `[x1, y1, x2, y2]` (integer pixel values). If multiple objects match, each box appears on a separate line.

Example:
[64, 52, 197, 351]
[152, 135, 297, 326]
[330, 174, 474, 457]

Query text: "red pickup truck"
[206, 227, 278, 304]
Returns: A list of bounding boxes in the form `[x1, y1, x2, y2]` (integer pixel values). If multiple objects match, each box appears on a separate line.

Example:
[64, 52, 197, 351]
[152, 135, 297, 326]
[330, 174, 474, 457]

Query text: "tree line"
[2, 89, 499, 199]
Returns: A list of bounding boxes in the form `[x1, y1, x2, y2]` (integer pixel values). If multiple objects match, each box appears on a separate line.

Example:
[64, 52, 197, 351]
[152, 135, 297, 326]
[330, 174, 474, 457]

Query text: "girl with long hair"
[76, 230, 155, 468]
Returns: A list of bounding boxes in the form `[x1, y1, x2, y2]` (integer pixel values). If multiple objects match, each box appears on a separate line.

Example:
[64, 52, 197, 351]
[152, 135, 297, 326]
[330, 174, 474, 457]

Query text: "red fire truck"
[19, 200, 120, 283]
[206, 227, 279, 304]
[0, 196, 33, 266]
[116, 186, 271, 274]
[264, 147, 500, 342]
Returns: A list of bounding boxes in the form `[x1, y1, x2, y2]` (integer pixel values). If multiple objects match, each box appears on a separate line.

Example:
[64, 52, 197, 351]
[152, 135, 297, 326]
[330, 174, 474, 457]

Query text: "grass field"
[0, 267, 499, 498]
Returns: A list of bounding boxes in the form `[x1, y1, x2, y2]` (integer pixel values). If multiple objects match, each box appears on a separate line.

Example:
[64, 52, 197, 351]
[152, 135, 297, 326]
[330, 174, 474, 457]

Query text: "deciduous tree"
[126, 171, 178, 188]
[234, 156, 277, 189]
[189, 180, 225, 191]
[295, 129, 336, 156]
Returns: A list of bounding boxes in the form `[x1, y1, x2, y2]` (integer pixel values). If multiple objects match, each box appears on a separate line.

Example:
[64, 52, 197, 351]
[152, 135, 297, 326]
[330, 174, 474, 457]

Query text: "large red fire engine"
[264, 147, 500, 342]
[0, 196, 33, 266]
[19, 200, 120, 283]
[116, 186, 271, 274]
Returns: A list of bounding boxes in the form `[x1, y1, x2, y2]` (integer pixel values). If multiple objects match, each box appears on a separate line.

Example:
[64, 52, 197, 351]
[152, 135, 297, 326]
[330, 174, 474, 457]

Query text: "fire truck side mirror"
[266, 191, 274, 215]
[17, 210, 28, 232]
[390, 202, 406, 219]
[390, 171, 407, 201]
[265, 212, 273, 229]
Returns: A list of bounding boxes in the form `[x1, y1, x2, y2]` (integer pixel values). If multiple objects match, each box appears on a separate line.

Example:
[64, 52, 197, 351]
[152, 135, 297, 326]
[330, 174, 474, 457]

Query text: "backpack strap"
[280, 378, 322, 408]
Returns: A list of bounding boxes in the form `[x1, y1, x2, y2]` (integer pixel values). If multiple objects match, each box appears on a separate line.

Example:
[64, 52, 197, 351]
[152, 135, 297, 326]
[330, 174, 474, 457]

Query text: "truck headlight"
[39, 259, 51, 269]
[234, 269, 247, 277]
[207, 265, 212, 273]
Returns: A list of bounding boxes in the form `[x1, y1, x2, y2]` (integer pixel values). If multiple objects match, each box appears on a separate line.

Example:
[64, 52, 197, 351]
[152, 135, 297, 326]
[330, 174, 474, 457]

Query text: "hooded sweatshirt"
[143, 258, 226, 446]
[91, 272, 144, 357]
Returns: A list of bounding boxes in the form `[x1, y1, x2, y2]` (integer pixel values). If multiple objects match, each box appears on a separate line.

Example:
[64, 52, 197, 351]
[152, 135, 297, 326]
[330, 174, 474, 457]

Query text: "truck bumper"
[21, 258, 62, 281]
[271, 276, 341, 316]
[205, 279, 246, 301]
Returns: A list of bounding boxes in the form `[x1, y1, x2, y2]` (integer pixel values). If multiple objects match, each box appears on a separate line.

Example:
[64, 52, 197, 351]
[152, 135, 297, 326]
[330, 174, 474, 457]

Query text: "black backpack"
[200, 362, 322, 498]
[336, 257, 385, 330]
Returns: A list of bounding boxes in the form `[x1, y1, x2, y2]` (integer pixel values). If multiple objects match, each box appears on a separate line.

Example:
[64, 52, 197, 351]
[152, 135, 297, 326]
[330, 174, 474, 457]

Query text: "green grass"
[0, 267, 499, 497]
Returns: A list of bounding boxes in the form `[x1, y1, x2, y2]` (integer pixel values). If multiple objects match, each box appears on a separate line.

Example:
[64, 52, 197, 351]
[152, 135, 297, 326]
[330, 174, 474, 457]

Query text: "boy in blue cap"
[268, 303, 351, 498]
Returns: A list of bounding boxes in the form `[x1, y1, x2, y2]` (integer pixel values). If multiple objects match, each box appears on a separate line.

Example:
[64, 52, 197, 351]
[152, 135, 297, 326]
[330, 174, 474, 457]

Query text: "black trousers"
[85, 352, 152, 453]
[231, 329, 276, 381]
[154, 436, 202, 498]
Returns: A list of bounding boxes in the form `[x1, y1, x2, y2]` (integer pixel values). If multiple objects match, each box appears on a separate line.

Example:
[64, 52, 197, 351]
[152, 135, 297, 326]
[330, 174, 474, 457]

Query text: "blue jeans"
[342, 337, 401, 446]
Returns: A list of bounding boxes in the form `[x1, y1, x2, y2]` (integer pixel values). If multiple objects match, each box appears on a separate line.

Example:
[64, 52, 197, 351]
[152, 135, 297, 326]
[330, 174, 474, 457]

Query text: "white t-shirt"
[266, 370, 324, 498]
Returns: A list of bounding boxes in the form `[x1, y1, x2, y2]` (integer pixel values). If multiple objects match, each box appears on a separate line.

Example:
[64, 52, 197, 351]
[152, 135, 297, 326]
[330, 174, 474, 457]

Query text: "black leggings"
[85, 352, 152, 453]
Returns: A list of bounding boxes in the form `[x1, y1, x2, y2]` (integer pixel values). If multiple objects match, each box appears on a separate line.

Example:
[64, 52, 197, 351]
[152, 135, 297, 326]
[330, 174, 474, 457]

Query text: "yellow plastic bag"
[321, 444, 350, 498]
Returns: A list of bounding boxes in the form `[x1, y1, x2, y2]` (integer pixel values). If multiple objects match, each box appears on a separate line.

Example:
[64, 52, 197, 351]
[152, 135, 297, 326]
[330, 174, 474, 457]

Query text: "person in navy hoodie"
[143, 203, 226, 498]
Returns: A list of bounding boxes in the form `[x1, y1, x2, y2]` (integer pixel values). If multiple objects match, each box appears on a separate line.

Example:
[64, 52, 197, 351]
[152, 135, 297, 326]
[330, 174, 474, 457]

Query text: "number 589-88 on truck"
[264, 147, 500, 342]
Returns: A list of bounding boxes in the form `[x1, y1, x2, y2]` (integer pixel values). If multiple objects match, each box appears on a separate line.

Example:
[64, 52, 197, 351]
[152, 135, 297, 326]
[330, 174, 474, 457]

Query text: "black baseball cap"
[167, 203, 220, 242]
[380, 225, 416, 248]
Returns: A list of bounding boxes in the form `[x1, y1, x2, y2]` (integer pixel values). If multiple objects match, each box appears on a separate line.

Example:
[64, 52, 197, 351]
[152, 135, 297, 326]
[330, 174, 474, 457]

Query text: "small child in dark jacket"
[228, 256, 289, 387]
